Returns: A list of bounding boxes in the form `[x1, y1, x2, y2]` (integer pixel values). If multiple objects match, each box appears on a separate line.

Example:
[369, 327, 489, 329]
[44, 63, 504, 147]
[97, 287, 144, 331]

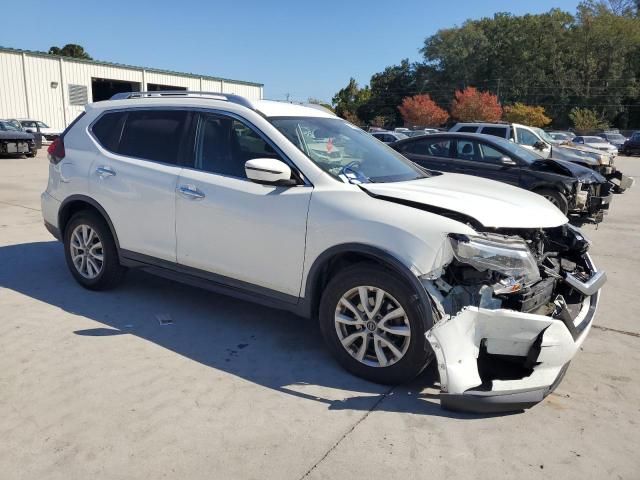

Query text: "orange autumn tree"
[398, 94, 449, 126]
[450, 87, 502, 122]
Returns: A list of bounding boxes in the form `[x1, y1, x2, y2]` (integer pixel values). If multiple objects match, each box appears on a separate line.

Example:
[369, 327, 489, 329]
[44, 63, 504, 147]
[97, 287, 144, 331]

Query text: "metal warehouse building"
[0, 47, 264, 131]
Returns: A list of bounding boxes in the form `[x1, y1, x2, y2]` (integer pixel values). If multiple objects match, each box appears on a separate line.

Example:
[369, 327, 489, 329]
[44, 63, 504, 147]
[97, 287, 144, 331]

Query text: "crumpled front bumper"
[424, 254, 604, 413]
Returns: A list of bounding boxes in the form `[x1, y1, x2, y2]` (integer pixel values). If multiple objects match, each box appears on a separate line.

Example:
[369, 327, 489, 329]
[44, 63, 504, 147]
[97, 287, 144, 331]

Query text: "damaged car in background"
[450, 122, 633, 193]
[391, 132, 613, 224]
[0, 119, 37, 157]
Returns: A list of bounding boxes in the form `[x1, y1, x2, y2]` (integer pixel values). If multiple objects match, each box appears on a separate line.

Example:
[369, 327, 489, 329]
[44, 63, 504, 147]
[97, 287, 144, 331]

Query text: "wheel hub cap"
[334, 286, 411, 368]
[69, 224, 104, 280]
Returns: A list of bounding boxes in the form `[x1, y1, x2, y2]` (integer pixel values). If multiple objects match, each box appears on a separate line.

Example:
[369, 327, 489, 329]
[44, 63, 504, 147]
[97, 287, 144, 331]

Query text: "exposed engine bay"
[422, 225, 606, 413]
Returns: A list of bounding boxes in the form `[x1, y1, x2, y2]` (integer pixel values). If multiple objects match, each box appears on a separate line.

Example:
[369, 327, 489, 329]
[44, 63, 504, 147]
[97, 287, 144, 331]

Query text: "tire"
[26, 152, 36, 158]
[319, 264, 431, 385]
[63, 210, 125, 290]
[536, 188, 569, 215]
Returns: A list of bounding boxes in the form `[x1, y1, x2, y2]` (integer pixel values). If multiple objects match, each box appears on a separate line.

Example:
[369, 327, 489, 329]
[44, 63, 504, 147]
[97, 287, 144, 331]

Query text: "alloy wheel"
[334, 286, 411, 368]
[69, 224, 104, 279]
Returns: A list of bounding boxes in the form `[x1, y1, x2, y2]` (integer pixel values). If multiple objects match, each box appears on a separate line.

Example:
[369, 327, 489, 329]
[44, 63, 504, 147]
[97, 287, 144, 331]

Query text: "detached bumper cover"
[425, 254, 603, 413]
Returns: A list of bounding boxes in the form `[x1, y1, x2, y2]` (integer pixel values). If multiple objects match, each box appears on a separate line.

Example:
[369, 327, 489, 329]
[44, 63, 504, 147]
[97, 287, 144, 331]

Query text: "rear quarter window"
[480, 126, 508, 138]
[92, 111, 126, 152]
[456, 126, 479, 133]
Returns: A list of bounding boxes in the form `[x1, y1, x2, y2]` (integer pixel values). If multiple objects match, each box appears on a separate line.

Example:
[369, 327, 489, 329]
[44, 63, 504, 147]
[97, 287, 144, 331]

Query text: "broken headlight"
[449, 233, 541, 288]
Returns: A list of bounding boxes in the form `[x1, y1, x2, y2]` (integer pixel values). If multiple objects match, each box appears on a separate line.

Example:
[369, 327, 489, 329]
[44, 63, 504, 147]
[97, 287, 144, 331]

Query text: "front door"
[451, 138, 522, 187]
[175, 112, 312, 299]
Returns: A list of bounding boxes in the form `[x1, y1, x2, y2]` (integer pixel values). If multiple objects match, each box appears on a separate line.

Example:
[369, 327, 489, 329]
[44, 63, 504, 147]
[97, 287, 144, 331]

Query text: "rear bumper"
[41, 191, 61, 240]
[425, 254, 602, 414]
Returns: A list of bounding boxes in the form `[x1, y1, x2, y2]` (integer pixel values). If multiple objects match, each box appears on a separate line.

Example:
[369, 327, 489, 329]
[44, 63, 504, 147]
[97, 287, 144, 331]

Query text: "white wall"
[0, 52, 29, 120]
[0, 50, 263, 130]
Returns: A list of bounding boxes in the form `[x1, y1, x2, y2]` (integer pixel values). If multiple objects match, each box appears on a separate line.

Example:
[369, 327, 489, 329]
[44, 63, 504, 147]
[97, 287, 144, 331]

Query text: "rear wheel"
[536, 188, 569, 215]
[63, 211, 124, 290]
[319, 264, 431, 385]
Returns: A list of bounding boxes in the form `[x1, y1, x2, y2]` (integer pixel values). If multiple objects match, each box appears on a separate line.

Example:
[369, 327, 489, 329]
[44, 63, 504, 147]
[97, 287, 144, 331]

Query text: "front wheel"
[319, 264, 431, 385]
[536, 188, 569, 215]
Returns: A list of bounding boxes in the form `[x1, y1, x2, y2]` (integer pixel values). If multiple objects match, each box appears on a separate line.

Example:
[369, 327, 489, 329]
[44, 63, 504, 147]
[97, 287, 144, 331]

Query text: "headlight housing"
[449, 233, 541, 286]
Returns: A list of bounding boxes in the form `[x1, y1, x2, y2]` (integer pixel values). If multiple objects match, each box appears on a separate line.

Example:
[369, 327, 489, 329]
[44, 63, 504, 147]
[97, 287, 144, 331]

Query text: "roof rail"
[109, 91, 255, 110]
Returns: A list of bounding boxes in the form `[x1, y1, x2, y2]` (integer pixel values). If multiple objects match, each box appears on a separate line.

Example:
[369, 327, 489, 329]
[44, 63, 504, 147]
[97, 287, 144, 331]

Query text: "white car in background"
[41, 92, 605, 413]
[572, 135, 619, 155]
[19, 119, 61, 145]
[370, 130, 408, 143]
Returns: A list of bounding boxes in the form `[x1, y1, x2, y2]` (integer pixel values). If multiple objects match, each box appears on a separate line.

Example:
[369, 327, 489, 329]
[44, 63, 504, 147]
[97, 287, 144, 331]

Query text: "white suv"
[42, 92, 606, 413]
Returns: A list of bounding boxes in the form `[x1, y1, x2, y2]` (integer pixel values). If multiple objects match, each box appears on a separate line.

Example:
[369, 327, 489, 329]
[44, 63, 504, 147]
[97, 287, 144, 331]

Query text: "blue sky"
[2, 0, 580, 103]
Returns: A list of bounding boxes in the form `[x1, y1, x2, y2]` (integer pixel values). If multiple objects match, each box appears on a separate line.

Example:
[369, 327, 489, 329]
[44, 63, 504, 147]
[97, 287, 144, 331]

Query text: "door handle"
[178, 184, 205, 200]
[96, 166, 116, 178]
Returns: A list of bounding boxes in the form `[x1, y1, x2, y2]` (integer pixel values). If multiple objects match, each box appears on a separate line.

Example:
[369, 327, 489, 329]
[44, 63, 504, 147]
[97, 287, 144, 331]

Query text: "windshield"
[0, 121, 21, 132]
[37, 121, 49, 128]
[485, 135, 544, 163]
[532, 127, 555, 144]
[585, 136, 606, 143]
[604, 134, 625, 141]
[270, 117, 427, 183]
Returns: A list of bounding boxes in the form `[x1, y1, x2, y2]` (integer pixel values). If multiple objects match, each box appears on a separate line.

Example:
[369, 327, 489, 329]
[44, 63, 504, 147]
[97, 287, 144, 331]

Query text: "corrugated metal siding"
[221, 81, 262, 100]
[24, 55, 65, 130]
[0, 52, 28, 120]
[201, 78, 223, 92]
[144, 71, 200, 90]
[0, 50, 263, 129]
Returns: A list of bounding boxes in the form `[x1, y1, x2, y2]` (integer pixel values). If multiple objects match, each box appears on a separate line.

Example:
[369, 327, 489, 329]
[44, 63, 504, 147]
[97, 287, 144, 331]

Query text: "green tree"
[569, 107, 609, 130]
[48, 44, 93, 60]
[331, 78, 370, 123]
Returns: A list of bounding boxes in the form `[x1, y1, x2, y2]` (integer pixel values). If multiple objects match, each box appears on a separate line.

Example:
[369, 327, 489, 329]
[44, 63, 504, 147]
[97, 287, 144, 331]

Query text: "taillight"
[48, 137, 65, 164]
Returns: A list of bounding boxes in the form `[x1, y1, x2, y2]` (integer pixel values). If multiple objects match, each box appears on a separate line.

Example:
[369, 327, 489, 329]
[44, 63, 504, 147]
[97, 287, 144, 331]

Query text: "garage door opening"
[147, 83, 187, 92]
[91, 78, 141, 102]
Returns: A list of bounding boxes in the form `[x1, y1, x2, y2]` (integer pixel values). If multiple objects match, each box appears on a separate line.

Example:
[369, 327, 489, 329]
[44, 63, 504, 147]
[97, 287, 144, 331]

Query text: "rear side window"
[456, 126, 478, 133]
[118, 110, 189, 164]
[403, 139, 451, 158]
[92, 112, 126, 152]
[480, 126, 508, 138]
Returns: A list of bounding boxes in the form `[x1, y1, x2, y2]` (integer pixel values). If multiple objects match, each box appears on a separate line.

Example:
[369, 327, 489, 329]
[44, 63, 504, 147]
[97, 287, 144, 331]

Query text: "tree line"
[331, 1, 640, 129]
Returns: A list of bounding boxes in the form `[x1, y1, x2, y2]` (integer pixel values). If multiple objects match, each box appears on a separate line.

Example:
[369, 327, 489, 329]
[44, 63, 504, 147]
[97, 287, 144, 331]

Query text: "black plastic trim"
[302, 243, 434, 331]
[58, 195, 122, 250]
[441, 362, 571, 414]
[120, 250, 302, 313]
[44, 220, 61, 241]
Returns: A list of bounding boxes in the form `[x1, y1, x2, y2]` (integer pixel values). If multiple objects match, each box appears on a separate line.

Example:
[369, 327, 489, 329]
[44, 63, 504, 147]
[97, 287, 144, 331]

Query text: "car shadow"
[0, 240, 516, 419]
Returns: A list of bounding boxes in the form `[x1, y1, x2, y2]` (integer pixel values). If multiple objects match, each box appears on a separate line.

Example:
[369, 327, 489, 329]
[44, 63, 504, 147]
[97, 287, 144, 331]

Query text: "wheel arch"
[58, 195, 121, 251]
[302, 243, 433, 330]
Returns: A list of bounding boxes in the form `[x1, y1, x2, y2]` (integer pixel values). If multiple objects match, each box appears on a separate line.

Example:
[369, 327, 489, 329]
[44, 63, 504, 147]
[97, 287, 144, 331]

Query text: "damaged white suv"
[42, 92, 606, 413]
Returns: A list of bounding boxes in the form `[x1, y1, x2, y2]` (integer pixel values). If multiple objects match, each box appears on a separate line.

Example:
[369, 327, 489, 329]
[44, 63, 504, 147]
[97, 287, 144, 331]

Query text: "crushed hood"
[360, 173, 568, 229]
[532, 159, 607, 183]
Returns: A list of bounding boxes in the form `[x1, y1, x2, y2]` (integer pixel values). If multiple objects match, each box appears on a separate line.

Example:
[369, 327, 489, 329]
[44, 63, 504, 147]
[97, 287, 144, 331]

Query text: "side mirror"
[245, 158, 296, 186]
[533, 141, 547, 151]
[25, 129, 34, 133]
[500, 156, 517, 166]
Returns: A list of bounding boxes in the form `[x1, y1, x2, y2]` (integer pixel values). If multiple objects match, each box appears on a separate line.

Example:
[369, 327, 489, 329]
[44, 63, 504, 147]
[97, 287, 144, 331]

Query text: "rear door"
[451, 138, 522, 186]
[89, 109, 193, 262]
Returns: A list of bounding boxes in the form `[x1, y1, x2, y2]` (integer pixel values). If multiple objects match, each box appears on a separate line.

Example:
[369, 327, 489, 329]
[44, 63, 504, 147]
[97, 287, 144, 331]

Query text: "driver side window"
[195, 114, 282, 179]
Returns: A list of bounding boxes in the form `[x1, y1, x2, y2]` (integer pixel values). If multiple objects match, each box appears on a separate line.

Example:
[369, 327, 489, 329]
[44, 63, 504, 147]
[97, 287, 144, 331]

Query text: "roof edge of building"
[0, 46, 264, 88]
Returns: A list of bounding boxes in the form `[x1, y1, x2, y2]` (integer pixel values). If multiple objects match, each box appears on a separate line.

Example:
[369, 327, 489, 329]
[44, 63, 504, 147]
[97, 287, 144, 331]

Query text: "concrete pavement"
[0, 150, 638, 480]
